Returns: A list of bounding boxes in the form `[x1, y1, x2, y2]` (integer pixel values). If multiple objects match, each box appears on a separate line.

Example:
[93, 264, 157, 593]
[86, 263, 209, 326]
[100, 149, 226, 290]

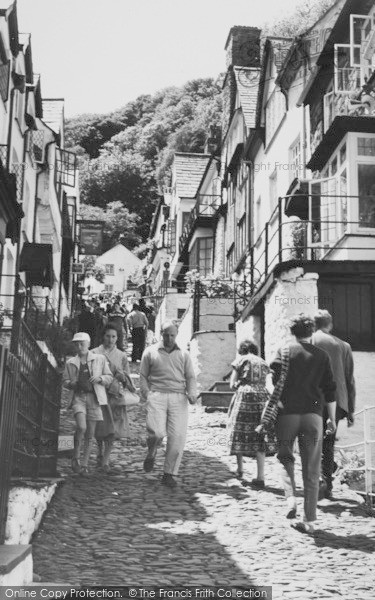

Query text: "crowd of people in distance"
[77, 293, 156, 361]
[63, 308, 356, 534]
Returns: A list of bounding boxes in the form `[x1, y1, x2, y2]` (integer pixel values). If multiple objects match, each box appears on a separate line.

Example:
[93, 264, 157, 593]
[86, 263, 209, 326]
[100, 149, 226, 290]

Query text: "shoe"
[250, 478, 265, 489]
[143, 452, 155, 473]
[161, 473, 177, 488]
[286, 496, 297, 519]
[291, 521, 314, 534]
[318, 481, 328, 500]
[324, 489, 334, 500]
[235, 470, 243, 479]
[71, 457, 82, 474]
[80, 466, 89, 476]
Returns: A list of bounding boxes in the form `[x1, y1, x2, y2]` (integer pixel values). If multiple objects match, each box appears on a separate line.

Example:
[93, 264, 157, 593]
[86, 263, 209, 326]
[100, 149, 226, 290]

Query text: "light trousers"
[276, 413, 323, 522]
[146, 391, 189, 476]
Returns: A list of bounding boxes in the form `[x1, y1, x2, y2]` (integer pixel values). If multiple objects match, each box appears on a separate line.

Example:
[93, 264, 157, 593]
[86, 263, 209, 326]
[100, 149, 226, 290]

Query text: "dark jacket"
[271, 341, 336, 416]
[312, 330, 356, 415]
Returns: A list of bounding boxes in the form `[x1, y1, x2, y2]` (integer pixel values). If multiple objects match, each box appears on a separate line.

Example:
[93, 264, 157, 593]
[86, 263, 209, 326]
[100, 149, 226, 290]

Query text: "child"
[63, 332, 113, 474]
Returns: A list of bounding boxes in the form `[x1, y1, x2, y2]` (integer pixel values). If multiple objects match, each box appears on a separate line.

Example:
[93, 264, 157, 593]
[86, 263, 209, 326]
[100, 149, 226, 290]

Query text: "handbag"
[123, 388, 140, 406]
[260, 346, 290, 430]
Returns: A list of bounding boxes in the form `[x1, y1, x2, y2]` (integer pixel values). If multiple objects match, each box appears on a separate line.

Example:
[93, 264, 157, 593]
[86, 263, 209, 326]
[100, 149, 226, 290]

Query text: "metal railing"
[0, 143, 8, 169]
[0, 345, 20, 542]
[248, 195, 375, 300]
[12, 320, 61, 478]
[0, 274, 63, 360]
[179, 194, 221, 254]
[336, 405, 375, 504]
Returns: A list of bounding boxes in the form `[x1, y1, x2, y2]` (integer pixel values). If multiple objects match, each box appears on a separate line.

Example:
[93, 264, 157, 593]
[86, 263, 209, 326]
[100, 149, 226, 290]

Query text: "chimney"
[222, 27, 261, 138]
[225, 26, 261, 68]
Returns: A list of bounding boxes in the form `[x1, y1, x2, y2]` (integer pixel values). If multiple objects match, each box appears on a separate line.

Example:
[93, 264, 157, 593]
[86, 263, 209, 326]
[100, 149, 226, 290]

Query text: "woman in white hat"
[63, 332, 113, 474]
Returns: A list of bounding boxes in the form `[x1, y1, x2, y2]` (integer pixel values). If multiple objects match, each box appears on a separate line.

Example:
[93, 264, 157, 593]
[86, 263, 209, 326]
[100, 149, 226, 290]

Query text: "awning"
[19, 242, 54, 288]
[284, 178, 309, 220]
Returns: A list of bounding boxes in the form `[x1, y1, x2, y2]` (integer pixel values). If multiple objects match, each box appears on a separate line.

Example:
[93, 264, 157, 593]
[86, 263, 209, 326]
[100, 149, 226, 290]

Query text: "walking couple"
[64, 320, 197, 487]
[63, 324, 137, 475]
[227, 311, 355, 534]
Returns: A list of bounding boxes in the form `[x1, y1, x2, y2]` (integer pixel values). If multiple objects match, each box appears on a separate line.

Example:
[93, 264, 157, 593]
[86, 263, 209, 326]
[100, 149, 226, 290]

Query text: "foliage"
[66, 78, 222, 245]
[81, 256, 106, 283]
[263, 0, 336, 37]
[80, 201, 141, 251]
[184, 270, 233, 297]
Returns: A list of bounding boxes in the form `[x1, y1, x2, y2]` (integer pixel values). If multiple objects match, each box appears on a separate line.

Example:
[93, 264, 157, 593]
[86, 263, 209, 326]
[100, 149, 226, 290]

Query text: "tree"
[82, 256, 105, 282]
[80, 201, 142, 251]
[263, 0, 337, 37]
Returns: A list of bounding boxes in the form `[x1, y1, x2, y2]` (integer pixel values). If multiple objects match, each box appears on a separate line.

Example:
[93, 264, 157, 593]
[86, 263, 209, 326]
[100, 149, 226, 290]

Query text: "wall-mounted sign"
[79, 220, 104, 255]
[72, 262, 85, 275]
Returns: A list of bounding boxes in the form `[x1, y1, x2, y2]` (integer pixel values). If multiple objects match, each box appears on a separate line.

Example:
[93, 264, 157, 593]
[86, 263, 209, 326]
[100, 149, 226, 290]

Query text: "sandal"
[71, 458, 81, 474]
[291, 521, 314, 534]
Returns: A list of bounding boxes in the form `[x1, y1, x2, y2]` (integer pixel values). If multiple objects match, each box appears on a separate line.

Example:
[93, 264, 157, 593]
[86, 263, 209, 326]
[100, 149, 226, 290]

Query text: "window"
[358, 137, 375, 156]
[104, 284, 114, 292]
[358, 164, 375, 228]
[190, 237, 213, 275]
[265, 88, 286, 146]
[182, 211, 191, 232]
[340, 142, 347, 164]
[331, 157, 337, 176]
[289, 137, 301, 182]
[105, 264, 114, 275]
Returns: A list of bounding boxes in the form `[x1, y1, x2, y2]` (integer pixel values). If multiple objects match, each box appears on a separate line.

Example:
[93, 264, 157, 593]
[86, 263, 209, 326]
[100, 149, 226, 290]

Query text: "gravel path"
[33, 369, 375, 599]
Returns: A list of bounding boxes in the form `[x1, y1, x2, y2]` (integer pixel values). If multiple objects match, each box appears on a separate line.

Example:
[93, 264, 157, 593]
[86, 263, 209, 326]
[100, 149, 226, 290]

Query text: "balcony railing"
[243, 195, 375, 300]
[179, 194, 221, 255]
[323, 89, 375, 133]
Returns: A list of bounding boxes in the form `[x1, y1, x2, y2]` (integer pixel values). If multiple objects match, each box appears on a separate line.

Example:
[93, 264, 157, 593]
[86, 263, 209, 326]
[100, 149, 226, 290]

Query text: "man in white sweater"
[140, 321, 197, 488]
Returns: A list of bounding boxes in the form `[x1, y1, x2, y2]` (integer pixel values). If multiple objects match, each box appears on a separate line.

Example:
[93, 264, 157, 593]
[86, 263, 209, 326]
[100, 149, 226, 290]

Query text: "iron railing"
[12, 319, 61, 478]
[0, 274, 63, 360]
[248, 195, 375, 300]
[336, 405, 375, 505]
[179, 195, 221, 255]
[0, 143, 8, 169]
[0, 345, 20, 542]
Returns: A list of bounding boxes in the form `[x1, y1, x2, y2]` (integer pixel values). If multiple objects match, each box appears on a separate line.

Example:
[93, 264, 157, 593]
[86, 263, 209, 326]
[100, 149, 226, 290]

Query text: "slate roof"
[174, 153, 211, 198]
[42, 99, 64, 134]
[234, 67, 260, 129]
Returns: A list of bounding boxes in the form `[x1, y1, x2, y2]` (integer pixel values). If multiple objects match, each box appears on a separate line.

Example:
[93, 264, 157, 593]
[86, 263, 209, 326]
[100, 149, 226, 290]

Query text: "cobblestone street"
[32, 375, 375, 600]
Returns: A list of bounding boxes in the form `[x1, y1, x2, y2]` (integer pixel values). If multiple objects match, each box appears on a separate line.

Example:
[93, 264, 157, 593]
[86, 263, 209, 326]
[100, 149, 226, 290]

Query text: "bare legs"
[73, 413, 97, 471]
[236, 451, 265, 481]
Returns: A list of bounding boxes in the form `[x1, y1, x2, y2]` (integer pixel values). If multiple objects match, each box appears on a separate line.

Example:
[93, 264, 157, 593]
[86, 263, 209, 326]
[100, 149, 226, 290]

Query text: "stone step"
[210, 381, 231, 392]
[199, 391, 233, 409]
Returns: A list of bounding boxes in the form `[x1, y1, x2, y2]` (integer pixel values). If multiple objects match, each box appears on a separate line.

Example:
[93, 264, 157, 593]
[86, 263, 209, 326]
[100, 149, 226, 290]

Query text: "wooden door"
[318, 280, 374, 349]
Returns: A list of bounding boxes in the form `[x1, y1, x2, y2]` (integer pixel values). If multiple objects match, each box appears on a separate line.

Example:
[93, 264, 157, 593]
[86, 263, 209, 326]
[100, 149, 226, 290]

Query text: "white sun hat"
[72, 332, 91, 343]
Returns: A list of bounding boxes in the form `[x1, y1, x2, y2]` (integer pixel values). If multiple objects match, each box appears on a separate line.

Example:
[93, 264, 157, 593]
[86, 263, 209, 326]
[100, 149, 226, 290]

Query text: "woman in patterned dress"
[227, 339, 276, 487]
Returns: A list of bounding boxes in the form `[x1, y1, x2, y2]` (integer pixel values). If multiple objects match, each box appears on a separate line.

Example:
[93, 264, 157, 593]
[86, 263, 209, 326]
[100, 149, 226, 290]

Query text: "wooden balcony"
[179, 195, 221, 255]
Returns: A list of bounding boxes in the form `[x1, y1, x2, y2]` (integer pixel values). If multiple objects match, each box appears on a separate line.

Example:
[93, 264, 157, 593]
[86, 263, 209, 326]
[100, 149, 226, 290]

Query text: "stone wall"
[0, 548, 33, 585]
[190, 331, 236, 393]
[6, 482, 58, 545]
[199, 297, 233, 332]
[264, 267, 319, 362]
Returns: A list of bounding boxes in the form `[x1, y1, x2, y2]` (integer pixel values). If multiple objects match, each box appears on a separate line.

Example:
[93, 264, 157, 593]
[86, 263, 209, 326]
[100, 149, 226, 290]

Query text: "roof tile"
[173, 153, 211, 198]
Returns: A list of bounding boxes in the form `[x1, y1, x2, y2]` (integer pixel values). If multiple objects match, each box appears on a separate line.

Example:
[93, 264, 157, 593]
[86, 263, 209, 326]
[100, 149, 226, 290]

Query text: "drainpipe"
[6, 89, 15, 171]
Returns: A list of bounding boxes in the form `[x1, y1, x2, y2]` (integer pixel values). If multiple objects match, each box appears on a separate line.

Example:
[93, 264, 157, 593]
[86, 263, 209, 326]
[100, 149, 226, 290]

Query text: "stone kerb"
[189, 330, 236, 393]
[264, 267, 319, 362]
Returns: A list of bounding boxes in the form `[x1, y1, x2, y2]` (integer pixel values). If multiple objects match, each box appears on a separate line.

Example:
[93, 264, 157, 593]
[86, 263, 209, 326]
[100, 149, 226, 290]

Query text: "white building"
[85, 243, 143, 296]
